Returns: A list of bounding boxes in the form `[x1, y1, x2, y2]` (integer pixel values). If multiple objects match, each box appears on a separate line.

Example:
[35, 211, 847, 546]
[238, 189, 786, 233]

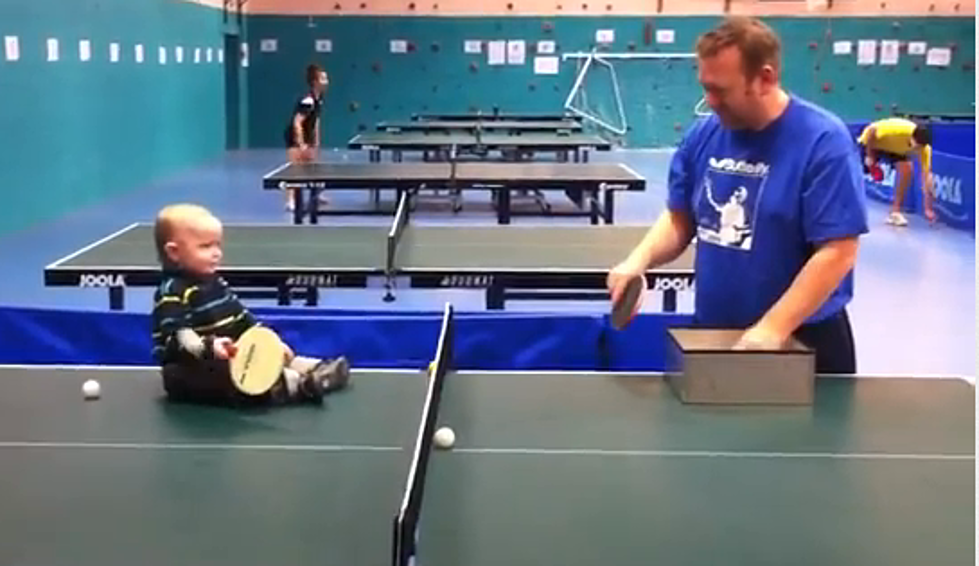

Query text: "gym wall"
[0, 0, 226, 236]
[242, 8, 974, 149]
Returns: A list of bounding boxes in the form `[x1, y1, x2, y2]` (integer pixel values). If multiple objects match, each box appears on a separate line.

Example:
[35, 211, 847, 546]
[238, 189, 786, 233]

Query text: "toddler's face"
[166, 215, 223, 276]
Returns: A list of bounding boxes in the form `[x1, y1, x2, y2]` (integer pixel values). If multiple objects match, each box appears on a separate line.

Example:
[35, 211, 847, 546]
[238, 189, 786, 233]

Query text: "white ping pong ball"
[434, 427, 455, 449]
[82, 379, 101, 400]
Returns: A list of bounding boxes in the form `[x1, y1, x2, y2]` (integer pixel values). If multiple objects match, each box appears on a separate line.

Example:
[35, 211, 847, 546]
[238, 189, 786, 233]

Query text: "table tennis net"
[392, 304, 454, 566]
[386, 192, 411, 276]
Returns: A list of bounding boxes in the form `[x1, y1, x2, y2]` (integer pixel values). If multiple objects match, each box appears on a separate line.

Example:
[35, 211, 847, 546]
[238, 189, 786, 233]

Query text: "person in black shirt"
[151, 203, 351, 407]
[282, 63, 329, 212]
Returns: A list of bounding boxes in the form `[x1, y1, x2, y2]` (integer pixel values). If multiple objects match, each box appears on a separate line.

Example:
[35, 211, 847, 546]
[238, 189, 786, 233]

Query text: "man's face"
[698, 46, 771, 129]
[314, 71, 329, 95]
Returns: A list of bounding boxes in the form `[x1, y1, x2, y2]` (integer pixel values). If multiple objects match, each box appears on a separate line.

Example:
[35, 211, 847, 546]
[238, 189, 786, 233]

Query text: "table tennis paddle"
[610, 274, 646, 330]
[870, 164, 884, 182]
[229, 326, 286, 396]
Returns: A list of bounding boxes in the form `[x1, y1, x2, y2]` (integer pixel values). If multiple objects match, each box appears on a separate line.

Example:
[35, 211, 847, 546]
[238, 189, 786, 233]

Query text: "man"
[607, 16, 868, 374]
[857, 117, 936, 226]
[282, 63, 329, 212]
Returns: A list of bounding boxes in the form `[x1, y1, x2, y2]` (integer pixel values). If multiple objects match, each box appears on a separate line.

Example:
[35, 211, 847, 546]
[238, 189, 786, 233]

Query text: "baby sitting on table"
[150, 203, 350, 406]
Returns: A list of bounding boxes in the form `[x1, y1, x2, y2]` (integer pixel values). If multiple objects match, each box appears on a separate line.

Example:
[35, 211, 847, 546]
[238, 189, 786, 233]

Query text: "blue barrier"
[0, 306, 694, 371]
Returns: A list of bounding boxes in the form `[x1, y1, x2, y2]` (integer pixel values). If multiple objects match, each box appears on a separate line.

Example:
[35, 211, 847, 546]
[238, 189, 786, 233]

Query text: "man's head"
[154, 204, 224, 276]
[912, 122, 933, 147]
[696, 16, 783, 129]
[307, 63, 328, 95]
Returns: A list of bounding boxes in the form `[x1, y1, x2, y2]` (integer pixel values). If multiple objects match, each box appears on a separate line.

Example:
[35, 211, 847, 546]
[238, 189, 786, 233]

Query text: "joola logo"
[932, 175, 962, 205]
[652, 277, 694, 292]
[708, 157, 770, 177]
[79, 274, 126, 287]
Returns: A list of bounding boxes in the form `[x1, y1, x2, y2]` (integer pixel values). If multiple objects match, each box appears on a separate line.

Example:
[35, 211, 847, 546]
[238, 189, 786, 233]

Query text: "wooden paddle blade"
[229, 327, 286, 396]
[610, 275, 646, 330]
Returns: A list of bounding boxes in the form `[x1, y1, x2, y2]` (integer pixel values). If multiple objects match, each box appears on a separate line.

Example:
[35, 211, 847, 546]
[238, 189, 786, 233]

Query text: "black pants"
[161, 359, 288, 407]
[793, 308, 857, 375]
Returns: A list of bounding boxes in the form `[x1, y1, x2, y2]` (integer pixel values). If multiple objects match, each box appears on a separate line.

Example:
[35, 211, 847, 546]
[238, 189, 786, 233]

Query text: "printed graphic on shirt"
[693, 157, 770, 251]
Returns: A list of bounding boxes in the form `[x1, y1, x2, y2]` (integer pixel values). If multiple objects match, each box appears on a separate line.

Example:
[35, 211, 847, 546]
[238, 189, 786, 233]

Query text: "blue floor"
[2, 148, 974, 378]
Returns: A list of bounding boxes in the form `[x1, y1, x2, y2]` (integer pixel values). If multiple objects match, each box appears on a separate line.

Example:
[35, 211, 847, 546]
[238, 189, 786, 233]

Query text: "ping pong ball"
[434, 427, 455, 449]
[82, 379, 101, 400]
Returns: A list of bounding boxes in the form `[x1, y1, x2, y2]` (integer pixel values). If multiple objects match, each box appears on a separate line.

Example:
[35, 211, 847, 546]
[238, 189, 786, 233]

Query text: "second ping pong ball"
[434, 427, 455, 449]
[82, 379, 101, 400]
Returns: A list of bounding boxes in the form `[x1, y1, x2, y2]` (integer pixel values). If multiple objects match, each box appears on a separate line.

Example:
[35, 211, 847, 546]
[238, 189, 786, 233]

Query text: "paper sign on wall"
[464, 40, 482, 54]
[656, 29, 675, 44]
[926, 47, 951, 67]
[135, 44, 144, 63]
[176, 46, 184, 63]
[537, 40, 555, 54]
[534, 56, 558, 75]
[260, 39, 277, 52]
[907, 41, 927, 55]
[206, 47, 213, 63]
[595, 29, 614, 44]
[47, 39, 59, 62]
[218, 48, 224, 63]
[487, 40, 505, 65]
[857, 40, 877, 65]
[315, 39, 332, 53]
[833, 40, 852, 55]
[240, 42, 248, 67]
[4, 36, 19, 61]
[110, 43, 120, 63]
[159, 46, 167, 65]
[390, 40, 408, 53]
[879, 40, 899, 65]
[79, 40, 91, 62]
[507, 40, 525, 65]
[194, 47, 201, 63]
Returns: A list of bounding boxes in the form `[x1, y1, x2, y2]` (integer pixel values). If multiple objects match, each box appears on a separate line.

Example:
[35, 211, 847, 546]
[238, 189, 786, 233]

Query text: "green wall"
[244, 15, 975, 148]
[0, 0, 226, 236]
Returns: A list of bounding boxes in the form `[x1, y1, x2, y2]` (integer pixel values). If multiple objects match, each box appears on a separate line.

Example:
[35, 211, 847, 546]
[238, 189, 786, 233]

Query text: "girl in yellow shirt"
[857, 118, 935, 226]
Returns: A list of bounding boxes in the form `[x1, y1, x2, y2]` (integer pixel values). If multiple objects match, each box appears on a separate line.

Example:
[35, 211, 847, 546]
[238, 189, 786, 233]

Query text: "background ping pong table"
[411, 112, 580, 122]
[348, 130, 613, 163]
[376, 119, 583, 133]
[0, 306, 972, 566]
[43, 211, 694, 312]
[262, 161, 645, 225]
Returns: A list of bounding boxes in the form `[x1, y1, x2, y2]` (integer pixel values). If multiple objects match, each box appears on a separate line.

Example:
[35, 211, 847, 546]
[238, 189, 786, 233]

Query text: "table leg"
[292, 190, 306, 225]
[604, 190, 615, 224]
[498, 190, 512, 224]
[109, 287, 124, 311]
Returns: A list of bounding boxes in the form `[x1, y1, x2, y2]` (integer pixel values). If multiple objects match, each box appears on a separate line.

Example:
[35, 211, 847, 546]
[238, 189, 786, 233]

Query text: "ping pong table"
[262, 162, 645, 225]
[412, 111, 580, 122]
[1, 306, 973, 566]
[348, 131, 613, 163]
[43, 203, 694, 311]
[377, 119, 583, 133]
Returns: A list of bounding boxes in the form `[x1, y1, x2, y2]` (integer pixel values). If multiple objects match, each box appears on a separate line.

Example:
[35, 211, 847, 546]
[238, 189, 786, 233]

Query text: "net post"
[384, 192, 410, 302]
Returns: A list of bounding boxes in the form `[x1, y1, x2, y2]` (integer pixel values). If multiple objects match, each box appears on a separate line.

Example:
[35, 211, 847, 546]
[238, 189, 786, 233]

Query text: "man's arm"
[739, 128, 868, 348]
[623, 208, 695, 270]
[751, 237, 859, 338]
[293, 113, 306, 148]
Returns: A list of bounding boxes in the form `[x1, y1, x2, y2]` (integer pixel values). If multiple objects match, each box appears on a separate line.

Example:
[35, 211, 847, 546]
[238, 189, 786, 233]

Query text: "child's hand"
[280, 340, 295, 363]
[213, 337, 238, 360]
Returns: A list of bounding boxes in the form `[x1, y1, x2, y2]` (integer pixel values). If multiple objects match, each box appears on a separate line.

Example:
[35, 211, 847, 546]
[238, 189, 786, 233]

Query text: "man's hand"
[733, 322, 789, 351]
[607, 259, 646, 305]
[213, 337, 238, 360]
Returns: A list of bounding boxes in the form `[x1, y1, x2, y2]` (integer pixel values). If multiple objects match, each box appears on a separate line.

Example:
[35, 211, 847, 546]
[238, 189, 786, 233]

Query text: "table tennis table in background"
[412, 111, 580, 122]
[43, 197, 694, 312]
[377, 119, 583, 133]
[348, 130, 613, 163]
[262, 161, 645, 225]
[1, 305, 972, 566]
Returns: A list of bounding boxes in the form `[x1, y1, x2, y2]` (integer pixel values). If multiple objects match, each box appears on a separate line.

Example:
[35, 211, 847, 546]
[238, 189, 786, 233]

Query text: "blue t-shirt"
[667, 96, 869, 328]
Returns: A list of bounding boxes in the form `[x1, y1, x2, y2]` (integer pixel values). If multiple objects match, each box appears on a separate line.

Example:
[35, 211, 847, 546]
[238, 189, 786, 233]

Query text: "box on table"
[666, 328, 815, 406]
